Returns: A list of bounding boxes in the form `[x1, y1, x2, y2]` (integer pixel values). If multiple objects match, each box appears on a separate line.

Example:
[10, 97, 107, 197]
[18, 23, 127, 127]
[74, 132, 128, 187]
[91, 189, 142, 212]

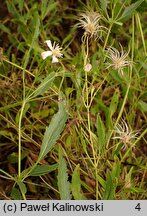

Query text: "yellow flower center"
[52, 47, 61, 57]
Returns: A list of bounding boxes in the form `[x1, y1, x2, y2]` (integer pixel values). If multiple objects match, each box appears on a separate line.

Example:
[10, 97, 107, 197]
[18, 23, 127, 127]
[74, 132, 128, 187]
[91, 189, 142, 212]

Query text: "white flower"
[76, 11, 106, 40]
[106, 45, 131, 74]
[41, 40, 63, 63]
[113, 119, 138, 150]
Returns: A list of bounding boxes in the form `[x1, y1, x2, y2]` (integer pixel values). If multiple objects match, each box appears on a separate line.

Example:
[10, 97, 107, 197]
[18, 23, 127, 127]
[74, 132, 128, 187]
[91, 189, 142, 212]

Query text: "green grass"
[0, 0, 147, 200]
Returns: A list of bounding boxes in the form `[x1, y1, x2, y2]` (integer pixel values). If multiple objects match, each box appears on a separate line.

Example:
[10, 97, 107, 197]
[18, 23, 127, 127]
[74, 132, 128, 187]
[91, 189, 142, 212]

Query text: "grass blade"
[138, 100, 147, 112]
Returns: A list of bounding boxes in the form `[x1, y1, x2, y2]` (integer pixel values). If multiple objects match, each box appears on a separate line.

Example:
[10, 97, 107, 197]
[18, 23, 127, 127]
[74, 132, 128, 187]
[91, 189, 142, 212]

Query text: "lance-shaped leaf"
[57, 146, 71, 200]
[120, 0, 144, 22]
[100, 0, 108, 15]
[29, 72, 56, 99]
[103, 170, 115, 200]
[71, 164, 86, 200]
[30, 164, 58, 176]
[97, 114, 106, 154]
[17, 181, 27, 195]
[106, 88, 120, 129]
[11, 187, 22, 200]
[38, 93, 68, 162]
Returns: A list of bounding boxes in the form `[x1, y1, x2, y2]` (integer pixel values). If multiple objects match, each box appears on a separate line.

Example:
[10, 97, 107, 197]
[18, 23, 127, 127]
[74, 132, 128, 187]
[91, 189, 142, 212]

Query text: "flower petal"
[41, 51, 52, 60]
[52, 55, 59, 63]
[45, 40, 53, 50]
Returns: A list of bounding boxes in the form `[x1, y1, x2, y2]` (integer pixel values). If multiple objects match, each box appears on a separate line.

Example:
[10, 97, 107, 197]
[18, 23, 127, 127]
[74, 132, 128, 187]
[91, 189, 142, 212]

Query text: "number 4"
[135, 203, 141, 211]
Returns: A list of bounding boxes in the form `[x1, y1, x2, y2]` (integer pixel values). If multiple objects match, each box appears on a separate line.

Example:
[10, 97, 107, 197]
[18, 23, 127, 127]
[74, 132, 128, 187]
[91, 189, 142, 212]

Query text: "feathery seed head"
[106, 45, 131, 74]
[76, 11, 106, 40]
[113, 119, 138, 150]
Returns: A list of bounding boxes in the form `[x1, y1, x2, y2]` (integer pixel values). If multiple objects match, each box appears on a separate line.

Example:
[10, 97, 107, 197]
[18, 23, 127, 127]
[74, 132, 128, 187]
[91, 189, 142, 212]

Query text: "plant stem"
[3, 59, 35, 77]
[106, 14, 135, 148]
[103, 23, 112, 50]
[135, 13, 147, 56]
[18, 100, 26, 178]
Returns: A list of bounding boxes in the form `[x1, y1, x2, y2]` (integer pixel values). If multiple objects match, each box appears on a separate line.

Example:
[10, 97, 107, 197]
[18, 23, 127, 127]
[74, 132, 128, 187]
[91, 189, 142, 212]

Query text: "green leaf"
[103, 170, 115, 200]
[57, 146, 71, 200]
[98, 174, 105, 188]
[29, 72, 56, 99]
[30, 164, 58, 176]
[107, 89, 120, 128]
[112, 158, 121, 179]
[7, 151, 28, 164]
[0, 23, 11, 34]
[6, 1, 22, 21]
[113, 143, 123, 157]
[21, 13, 40, 80]
[127, 187, 145, 193]
[120, 0, 144, 21]
[99, 0, 108, 14]
[138, 100, 147, 112]
[17, 0, 24, 12]
[109, 89, 120, 116]
[38, 93, 68, 161]
[41, 0, 58, 20]
[17, 181, 27, 195]
[96, 114, 106, 153]
[95, 98, 108, 114]
[31, 12, 40, 44]
[15, 103, 30, 125]
[132, 0, 147, 12]
[31, 109, 50, 119]
[11, 187, 22, 200]
[71, 164, 86, 200]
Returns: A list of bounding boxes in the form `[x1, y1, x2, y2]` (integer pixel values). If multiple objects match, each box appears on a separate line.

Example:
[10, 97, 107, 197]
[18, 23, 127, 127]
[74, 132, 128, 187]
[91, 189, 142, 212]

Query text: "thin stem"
[84, 38, 99, 199]
[106, 81, 131, 147]
[21, 192, 26, 200]
[18, 100, 26, 178]
[103, 0, 128, 50]
[89, 72, 110, 107]
[115, 0, 128, 21]
[103, 23, 113, 50]
[130, 14, 135, 78]
[106, 14, 135, 148]
[135, 13, 147, 56]
[59, 62, 65, 92]
[18, 48, 32, 179]
[0, 169, 15, 181]
[3, 59, 35, 77]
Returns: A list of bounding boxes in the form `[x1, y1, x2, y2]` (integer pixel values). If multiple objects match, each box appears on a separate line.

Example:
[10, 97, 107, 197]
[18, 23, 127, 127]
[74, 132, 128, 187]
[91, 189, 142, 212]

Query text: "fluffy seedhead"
[113, 119, 138, 150]
[106, 45, 131, 75]
[76, 11, 106, 41]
